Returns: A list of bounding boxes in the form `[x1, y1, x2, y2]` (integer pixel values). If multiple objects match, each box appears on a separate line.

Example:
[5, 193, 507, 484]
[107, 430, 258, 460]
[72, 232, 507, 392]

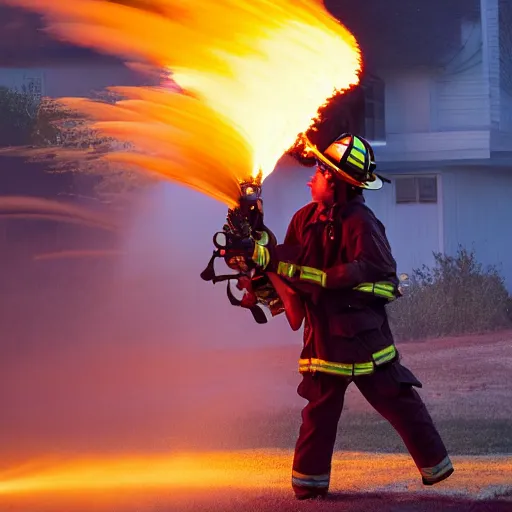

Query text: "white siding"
[365, 176, 441, 277]
[432, 63, 490, 131]
[498, 0, 512, 133]
[481, 0, 512, 150]
[375, 130, 490, 162]
[384, 72, 433, 134]
[499, 90, 512, 134]
[442, 166, 512, 290]
[378, 16, 496, 162]
[431, 16, 490, 132]
[481, 0, 501, 129]
[491, 0, 512, 148]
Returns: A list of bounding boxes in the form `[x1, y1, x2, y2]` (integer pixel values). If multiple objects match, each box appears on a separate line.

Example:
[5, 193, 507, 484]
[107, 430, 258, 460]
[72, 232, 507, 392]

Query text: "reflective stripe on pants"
[420, 455, 454, 485]
[292, 470, 330, 489]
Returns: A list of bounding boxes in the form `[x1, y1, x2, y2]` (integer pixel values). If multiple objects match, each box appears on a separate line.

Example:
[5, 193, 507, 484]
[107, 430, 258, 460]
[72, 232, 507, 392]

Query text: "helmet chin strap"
[327, 174, 360, 206]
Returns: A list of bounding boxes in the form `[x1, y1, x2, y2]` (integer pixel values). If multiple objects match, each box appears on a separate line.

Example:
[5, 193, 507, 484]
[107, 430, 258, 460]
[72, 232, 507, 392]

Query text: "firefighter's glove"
[223, 233, 271, 270]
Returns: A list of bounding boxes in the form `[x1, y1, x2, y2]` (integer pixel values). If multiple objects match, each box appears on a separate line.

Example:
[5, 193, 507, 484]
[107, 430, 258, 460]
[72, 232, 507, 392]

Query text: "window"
[361, 74, 385, 142]
[395, 176, 438, 204]
[21, 75, 44, 101]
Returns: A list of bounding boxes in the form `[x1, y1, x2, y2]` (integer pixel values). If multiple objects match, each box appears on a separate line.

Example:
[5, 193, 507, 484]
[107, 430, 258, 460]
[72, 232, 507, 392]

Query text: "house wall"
[431, 19, 489, 132]
[384, 71, 433, 134]
[364, 173, 442, 277]
[442, 165, 512, 289]
[493, 0, 512, 149]
[0, 61, 142, 99]
[375, 17, 494, 163]
[480, 0, 512, 151]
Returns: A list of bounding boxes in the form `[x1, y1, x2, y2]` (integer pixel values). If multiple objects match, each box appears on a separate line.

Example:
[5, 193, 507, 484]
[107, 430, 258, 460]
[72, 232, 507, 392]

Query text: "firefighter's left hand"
[222, 233, 271, 270]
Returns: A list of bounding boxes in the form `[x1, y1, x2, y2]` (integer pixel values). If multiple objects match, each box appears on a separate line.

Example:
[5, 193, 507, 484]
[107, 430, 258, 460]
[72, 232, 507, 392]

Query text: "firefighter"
[236, 133, 454, 500]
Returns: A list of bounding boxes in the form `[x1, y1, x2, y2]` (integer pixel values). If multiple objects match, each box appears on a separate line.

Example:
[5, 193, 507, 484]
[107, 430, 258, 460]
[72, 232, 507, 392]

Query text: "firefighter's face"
[308, 167, 334, 204]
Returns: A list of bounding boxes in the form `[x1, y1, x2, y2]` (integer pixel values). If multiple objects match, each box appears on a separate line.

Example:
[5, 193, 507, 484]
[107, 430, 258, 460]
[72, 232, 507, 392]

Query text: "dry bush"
[0, 87, 156, 205]
[388, 246, 512, 341]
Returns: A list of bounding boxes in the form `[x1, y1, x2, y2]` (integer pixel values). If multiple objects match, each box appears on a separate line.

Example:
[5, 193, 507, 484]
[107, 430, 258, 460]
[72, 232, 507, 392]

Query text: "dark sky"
[0, 1, 481, 69]
[0, 5, 114, 66]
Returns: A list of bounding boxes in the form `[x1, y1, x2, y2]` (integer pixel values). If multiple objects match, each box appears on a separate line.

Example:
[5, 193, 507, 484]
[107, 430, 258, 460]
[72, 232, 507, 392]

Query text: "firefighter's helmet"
[303, 133, 384, 190]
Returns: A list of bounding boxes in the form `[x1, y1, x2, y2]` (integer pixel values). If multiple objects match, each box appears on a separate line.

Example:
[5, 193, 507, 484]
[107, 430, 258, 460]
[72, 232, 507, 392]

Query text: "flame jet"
[0, 0, 362, 206]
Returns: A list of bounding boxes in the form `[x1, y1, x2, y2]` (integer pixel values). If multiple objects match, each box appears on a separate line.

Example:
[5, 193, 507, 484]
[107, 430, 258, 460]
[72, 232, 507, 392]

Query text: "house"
[0, 5, 145, 197]
[0, 6, 145, 255]
[266, 0, 512, 290]
[0, 6, 145, 99]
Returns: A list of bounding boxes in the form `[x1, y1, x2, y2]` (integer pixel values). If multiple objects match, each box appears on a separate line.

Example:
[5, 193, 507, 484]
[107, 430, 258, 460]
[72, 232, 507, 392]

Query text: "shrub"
[387, 246, 511, 341]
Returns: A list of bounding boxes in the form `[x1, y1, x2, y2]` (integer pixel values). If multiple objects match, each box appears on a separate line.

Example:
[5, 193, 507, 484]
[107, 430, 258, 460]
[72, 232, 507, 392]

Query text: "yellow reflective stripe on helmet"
[347, 137, 368, 169]
[299, 344, 396, 376]
[299, 266, 326, 287]
[352, 136, 366, 152]
[347, 153, 365, 170]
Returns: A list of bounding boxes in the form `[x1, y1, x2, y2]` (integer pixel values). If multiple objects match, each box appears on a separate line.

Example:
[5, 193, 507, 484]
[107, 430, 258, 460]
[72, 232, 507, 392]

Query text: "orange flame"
[2, 0, 362, 206]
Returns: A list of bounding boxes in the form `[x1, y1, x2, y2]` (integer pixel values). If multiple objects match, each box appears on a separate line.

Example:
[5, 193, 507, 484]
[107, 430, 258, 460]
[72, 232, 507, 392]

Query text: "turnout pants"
[292, 362, 453, 498]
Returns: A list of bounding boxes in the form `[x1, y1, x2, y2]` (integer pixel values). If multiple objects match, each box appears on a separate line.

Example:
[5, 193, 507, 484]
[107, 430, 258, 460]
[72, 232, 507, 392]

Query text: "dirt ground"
[1, 331, 512, 511]
[1, 450, 511, 511]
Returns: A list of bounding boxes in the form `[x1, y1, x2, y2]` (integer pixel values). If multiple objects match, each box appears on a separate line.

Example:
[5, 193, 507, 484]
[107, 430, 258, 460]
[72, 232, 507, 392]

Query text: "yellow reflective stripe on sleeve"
[252, 244, 270, 269]
[299, 344, 396, 376]
[277, 261, 298, 278]
[353, 281, 397, 300]
[276, 262, 326, 287]
[255, 231, 269, 246]
[277, 266, 397, 298]
[353, 361, 374, 375]
[372, 345, 397, 366]
[299, 266, 327, 287]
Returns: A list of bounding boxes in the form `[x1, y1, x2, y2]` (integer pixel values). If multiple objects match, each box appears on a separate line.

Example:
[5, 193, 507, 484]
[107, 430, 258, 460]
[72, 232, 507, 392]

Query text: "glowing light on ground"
[1, 450, 510, 499]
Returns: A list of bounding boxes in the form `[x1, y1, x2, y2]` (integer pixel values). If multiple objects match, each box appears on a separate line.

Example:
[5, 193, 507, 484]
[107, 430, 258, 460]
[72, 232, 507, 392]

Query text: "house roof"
[0, 6, 120, 67]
